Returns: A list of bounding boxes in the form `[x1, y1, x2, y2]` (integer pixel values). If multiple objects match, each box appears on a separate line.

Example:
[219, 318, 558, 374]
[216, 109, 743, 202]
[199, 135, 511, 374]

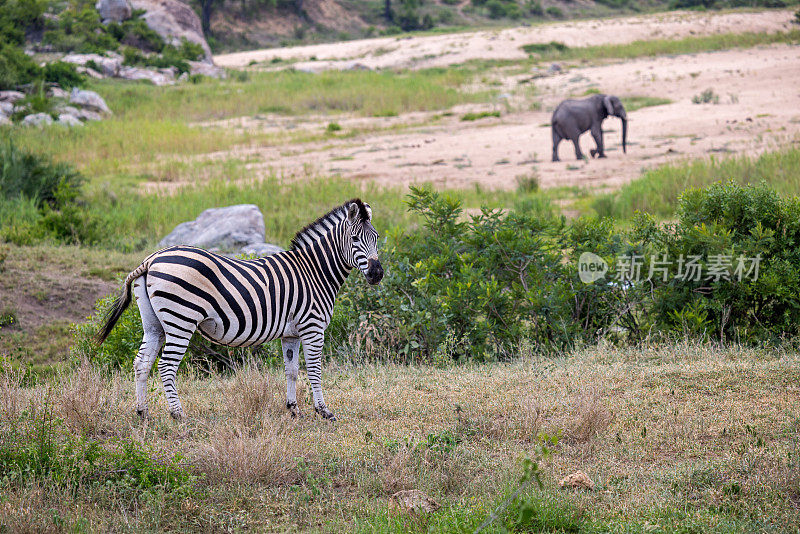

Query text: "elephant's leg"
[590, 124, 606, 158]
[551, 128, 562, 162]
[571, 136, 584, 161]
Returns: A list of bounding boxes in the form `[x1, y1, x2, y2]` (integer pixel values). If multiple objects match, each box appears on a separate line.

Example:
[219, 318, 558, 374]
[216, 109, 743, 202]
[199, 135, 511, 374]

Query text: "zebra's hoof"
[287, 401, 300, 418]
[169, 411, 185, 422]
[314, 405, 336, 421]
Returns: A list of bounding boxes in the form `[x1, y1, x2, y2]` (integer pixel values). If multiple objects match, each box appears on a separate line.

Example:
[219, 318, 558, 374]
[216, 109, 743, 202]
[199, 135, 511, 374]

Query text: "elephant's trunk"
[621, 116, 627, 154]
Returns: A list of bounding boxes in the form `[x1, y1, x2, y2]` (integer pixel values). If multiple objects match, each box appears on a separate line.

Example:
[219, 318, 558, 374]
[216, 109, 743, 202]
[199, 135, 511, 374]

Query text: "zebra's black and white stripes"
[97, 199, 383, 421]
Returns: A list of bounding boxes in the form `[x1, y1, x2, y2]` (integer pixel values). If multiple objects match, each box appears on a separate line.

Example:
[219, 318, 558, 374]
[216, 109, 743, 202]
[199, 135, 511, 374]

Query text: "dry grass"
[2, 342, 800, 531]
[57, 358, 111, 436]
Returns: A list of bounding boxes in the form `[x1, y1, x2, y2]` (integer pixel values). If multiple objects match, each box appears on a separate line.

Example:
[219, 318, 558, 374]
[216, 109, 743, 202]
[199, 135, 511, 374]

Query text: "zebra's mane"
[290, 199, 369, 251]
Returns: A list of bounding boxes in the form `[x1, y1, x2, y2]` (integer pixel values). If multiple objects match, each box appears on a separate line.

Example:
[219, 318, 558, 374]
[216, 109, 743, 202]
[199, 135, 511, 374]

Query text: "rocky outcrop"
[187, 61, 226, 79]
[159, 205, 269, 253]
[129, 0, 213, 63]
[0, 91, 25, 103]
[118, 65, 175, 86]
[62, 53, 123, 78]
[96, 0, 132, 23]
[21, 113, 54, 127]
[69, 89, 111, 115]
[0, 115, 11, 126]
[57, 113, 84, 127]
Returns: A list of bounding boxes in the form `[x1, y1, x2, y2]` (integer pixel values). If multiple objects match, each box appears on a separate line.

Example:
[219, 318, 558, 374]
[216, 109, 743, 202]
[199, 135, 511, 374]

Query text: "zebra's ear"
[364, 203, 372, 220]
[347, 202, 359, 223]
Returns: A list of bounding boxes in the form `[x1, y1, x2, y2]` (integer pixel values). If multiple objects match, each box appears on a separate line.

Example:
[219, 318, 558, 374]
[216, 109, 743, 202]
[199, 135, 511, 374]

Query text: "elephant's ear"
[603, 96, 614, 116]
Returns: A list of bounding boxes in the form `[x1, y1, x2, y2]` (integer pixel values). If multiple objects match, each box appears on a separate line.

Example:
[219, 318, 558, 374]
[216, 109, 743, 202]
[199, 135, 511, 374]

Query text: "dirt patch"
[188, 44, 800, 193]
[214, 9, 796, 70]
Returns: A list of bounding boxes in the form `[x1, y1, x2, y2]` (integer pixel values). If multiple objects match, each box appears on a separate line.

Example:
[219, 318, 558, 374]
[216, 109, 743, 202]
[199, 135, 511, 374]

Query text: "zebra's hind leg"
[158, 326, 195, 421]
[281, 337, 301, 418]
[300, 331, 335, 421]
[133, 278, 165, 420]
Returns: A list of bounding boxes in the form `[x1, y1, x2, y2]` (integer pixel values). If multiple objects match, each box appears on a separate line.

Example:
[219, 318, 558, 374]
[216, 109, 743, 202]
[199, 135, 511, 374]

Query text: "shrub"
[0, 141, 103, 245]
[692, 88, 719, 104]
[43, 61, 85, 89]
[0, 141, 84, 209]
[545, 6, 563, 17]
[0, 41, 40, 90]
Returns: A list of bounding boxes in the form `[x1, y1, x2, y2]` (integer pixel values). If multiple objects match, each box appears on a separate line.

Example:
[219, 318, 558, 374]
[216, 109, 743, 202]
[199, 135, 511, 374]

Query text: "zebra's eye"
[352, 236, 360, 243]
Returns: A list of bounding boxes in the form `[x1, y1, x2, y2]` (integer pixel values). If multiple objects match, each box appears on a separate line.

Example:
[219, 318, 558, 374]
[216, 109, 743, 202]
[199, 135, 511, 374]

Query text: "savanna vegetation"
[2, 6, 800, 532]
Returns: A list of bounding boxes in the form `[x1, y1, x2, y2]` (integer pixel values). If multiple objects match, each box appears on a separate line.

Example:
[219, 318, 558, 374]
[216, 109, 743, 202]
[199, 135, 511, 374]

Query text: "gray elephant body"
[551, 94, 627, 162]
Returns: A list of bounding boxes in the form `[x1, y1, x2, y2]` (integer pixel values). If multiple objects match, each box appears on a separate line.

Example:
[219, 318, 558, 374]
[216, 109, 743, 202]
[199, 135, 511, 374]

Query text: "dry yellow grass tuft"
[194, 422, 299, 484]
[57, 358, 110, 435]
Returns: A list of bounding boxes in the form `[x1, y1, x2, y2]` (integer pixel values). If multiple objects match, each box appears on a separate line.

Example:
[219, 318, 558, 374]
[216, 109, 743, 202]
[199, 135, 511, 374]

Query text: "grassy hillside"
[204, 0, 797, 51]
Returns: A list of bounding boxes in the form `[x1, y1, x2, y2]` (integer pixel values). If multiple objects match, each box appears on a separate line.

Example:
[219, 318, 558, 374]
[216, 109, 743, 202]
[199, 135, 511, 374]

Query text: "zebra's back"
[145, 246, 306, 347]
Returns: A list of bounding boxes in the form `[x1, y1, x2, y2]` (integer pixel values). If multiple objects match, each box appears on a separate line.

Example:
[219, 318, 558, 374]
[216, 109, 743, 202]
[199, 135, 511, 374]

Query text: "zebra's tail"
[96, 259, 152, 344]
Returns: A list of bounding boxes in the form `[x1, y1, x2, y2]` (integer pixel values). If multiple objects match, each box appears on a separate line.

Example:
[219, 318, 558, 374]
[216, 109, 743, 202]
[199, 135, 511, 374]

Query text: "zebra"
[97, 199, 383, 422]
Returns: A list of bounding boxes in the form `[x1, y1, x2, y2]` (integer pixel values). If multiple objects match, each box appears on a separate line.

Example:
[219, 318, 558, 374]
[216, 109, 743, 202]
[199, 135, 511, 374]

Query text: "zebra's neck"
[290, 214, 352, 301]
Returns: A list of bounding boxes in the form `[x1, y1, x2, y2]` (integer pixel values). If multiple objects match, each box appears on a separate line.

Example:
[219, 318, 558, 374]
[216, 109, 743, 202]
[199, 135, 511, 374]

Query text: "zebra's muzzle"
[366, 259, 384, 285]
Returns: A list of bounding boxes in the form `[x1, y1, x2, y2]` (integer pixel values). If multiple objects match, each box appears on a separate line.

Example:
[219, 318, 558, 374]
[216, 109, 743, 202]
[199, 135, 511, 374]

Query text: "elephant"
[551, 94, 627, 162]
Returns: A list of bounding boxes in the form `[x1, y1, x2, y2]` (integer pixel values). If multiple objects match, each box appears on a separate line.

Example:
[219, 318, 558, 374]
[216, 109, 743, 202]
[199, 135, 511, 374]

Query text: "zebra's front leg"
[301, 331, 335, 421]
[281, 336, 301, 418]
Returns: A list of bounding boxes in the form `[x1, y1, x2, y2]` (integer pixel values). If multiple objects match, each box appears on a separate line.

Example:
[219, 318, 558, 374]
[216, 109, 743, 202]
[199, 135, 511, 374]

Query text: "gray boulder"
[0, 91, 25, 103]
[0, 102, 13, 115]
[48, 86, 70, 99]
[159, 204, 266, 252]
[96, 0, 132, 22]
[240, 243, 284, 257]
[187, 61, 226, 79]
[21, 113, 54, 127]
[70, 88, 111, 114]
[118, 66, 175, 86]
[129, 0, 213, 63]
[62, 53, 122, 77]
[57, 113, 84, 127]
[0, 114, 11, 127]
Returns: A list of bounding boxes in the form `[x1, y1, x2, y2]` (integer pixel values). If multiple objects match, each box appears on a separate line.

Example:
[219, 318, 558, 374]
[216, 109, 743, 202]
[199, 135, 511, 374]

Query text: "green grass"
[621, 95, 672, 112]
[7, 68, 489, 178]
[592, 146, 800, 219]
[520, 29, 800, 64]
[460, 110, 501, 121]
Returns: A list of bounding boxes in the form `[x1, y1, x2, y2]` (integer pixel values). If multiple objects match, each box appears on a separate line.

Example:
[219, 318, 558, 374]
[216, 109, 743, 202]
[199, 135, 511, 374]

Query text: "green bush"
[0, 141, 84, 208]
[0, 141, 104, 245]
[0, 397, 196, 495]
[43, 61, 84, 89]
[0, 41, 40, 90]
[545, 6, 563, 17]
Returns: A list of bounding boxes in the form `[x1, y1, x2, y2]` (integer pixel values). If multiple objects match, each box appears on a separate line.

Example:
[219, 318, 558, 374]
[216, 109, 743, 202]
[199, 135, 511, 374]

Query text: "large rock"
[62, 53, 122, 78]
[96, 0, 132, 22]
[129, 0, 213, 63]
[0, 91, 25, 103]
[57, 113, 84, 127]
[118, 65, 175, 86]
[187, 60, 226, 79]
[159, 205, 267, 252]
[240, 243, 283, 257]
[70, 88, 111, 114]
[21, 113, 54, 127]
[0, 114, 11, 127]
[0, 102, 13, 115]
